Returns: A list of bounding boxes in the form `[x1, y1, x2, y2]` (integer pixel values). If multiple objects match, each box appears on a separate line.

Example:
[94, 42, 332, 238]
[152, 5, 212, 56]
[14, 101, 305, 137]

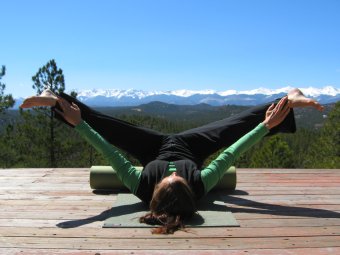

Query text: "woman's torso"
[135, 159, 205, 204]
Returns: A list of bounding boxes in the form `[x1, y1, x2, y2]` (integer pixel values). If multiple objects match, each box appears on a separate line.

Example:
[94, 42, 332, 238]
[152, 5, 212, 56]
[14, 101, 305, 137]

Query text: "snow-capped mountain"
[14, 86, 340, 108]
[75, 86, 340, 107]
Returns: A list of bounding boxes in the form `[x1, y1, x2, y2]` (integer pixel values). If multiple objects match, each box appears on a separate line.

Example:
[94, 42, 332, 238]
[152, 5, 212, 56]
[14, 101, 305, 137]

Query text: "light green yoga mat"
[103, 193, 239, 228]
[90, 166, 237, 190]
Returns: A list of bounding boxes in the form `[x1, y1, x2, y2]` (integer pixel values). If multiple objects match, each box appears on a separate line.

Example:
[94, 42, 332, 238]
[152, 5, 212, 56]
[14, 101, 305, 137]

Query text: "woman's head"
[139, 172, 197, 234]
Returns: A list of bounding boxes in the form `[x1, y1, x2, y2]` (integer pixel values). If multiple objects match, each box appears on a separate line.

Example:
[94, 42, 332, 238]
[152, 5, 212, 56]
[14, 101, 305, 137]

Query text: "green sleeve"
[201, 123, 269, 193]
[75, 120, 141, 194]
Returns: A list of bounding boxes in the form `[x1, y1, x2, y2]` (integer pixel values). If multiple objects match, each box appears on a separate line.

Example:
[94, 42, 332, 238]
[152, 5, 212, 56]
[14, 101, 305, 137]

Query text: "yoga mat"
[103, 193, 239, 228]
[90, 166, 236, 190]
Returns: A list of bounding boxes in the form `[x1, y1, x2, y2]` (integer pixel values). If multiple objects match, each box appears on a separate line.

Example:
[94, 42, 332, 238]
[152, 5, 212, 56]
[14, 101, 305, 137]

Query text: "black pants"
[55, 93, 296, 168]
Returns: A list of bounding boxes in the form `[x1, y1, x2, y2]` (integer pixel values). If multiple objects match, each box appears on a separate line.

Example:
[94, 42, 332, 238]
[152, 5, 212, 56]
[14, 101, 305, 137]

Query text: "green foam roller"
[90, 165, 236, 190]
[214, 166, 236, 190]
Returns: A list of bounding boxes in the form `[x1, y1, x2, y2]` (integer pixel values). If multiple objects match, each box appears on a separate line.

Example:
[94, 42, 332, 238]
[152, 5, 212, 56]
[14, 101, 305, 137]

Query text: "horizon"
[11, 85, 339, 109]
[11, 85, 340, 100]
[2, 0, 340, 98]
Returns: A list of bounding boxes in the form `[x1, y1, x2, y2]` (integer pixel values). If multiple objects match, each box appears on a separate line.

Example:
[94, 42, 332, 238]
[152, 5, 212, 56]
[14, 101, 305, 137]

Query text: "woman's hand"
[263, 96, 290, 130]
[55, 98, 82, 126]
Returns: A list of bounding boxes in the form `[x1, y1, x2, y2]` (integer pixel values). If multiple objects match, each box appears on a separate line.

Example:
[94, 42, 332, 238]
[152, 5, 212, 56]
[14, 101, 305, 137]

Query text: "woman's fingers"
[263, 96, 292, 129]
[267, 103, 275, 112]
[281, 102, 291, 117]
[71, 102, 80, 111]
[272, 97, 288, 116]
[73, 102, 80, 110]
[57, 99, 80, 115]
[276, 100, 290, 121]
[277, 96, 288, 110]
[54, 98, 82, 126]
[58, 98, 73, 112]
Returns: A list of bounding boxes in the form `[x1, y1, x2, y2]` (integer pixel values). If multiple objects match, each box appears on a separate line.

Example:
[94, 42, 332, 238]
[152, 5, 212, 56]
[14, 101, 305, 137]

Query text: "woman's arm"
[56, 98, 141, 194]
[201, 96, 290, 193]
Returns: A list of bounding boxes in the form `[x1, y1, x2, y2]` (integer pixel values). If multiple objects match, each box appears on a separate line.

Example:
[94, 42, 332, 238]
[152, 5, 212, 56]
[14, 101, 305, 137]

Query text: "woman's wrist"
[262, 120, 271, 130]
[73, 118, 83, 127]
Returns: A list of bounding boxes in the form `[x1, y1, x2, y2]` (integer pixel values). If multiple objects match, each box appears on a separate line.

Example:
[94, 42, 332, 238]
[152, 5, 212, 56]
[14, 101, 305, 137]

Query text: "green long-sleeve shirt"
[75, 120, 269, 196]
[200, 123, 269, 192]
[75, 121, 141, 194]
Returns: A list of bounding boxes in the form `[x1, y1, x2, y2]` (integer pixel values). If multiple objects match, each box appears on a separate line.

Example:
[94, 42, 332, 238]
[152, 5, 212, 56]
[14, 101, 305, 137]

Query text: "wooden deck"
[0, 168, 339, 255]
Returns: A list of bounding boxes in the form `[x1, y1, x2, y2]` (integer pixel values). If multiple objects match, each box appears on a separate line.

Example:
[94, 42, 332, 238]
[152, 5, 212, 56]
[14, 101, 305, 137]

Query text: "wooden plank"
[0, 219, 103, 228]
[0, 190, 95, 196]
[239, 173, 340, 178]
[0, 236, 339, 250]
[228, 188, 340, 195]
[0, 185, 91, 191]
[0, 208, 338, 221]
[240, 218, 340, 227]
[2, 193, 340, 203]
[239, 172, 340, 176]
[0, 204, 113, 211]
[0, 194, 115, 201]
[0, 217, 339, 229]
[0, 177, 89, 182]
[3, 188, 339, 196]
[231, 203, 340, 210]
[221, 195, 340, 205]
[0, 210, 338, 221]
[1, 205, 340, 216]
[0, 247, 339, 255]
[0, 226, 339, 238]
[0, 200, 115, 207]
[237, 182, 340, 187]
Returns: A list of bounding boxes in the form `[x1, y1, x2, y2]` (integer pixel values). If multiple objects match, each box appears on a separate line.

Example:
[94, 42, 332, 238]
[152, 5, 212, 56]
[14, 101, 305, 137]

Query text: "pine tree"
[0, 124, 18, 167]
[305, 102, 340, 168]
[282, 129, 319, 168]
[250, 135, 294, 168]
[30, 59, 65, 167]
[0, 65, 15, 115]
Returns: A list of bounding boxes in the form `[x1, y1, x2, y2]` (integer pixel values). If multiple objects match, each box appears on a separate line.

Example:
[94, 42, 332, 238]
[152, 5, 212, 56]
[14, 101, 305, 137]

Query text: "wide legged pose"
[21, 88, 323, 234]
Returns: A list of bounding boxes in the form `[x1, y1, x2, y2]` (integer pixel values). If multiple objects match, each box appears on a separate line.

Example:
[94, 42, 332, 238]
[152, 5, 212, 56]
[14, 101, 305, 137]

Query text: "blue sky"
[1, 0, 340, 97]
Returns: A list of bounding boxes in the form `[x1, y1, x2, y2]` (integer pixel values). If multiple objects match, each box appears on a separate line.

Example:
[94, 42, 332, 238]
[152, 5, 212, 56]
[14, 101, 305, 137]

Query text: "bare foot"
[288, 88, 324, 111]
[20, 89, 58, 108]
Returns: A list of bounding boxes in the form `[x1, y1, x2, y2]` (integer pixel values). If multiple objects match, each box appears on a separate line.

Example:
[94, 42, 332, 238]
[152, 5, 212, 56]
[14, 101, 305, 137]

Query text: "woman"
[21, 88, 323, 234]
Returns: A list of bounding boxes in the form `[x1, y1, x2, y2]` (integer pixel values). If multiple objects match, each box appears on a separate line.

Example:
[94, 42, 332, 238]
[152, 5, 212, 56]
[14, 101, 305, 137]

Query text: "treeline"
[0, 100, 339, 169]
[201, 101, 339, 169]
[0, 60, 339, 169]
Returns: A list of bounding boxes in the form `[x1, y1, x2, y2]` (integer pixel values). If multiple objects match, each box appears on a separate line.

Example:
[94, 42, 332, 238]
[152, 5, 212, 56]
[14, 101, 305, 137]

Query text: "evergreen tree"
[305, 101, 340, 168]
[0, 65, 15, 115]
[250, 135, 294, 168]
[0, 124, 18, 167]
[235, 148, 255, 167]
[32, 59, 65, 95]
[282, 129, 320, 168]
[30, 59, 65, 167]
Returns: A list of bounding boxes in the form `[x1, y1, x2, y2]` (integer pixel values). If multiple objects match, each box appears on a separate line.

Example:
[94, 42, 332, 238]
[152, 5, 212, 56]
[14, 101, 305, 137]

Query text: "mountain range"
[13, 86, 340, 108]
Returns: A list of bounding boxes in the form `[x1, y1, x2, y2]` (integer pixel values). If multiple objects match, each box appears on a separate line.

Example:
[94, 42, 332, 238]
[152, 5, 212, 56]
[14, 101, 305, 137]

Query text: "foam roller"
[90, 165, 236, 190]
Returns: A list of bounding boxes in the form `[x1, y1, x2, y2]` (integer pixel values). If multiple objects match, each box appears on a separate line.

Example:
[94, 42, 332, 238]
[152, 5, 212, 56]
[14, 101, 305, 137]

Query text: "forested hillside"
[2, 101, 332, 131]
[0, 101, 338, 169]
[91, 101, 334, 130]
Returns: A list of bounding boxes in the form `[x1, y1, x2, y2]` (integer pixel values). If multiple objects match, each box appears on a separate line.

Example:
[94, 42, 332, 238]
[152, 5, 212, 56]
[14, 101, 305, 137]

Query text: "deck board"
[0, 168, 339, 254]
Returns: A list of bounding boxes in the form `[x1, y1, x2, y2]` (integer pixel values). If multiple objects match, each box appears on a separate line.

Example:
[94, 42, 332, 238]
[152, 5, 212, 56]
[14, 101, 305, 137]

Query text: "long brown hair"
[139, 178, 197, 234]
